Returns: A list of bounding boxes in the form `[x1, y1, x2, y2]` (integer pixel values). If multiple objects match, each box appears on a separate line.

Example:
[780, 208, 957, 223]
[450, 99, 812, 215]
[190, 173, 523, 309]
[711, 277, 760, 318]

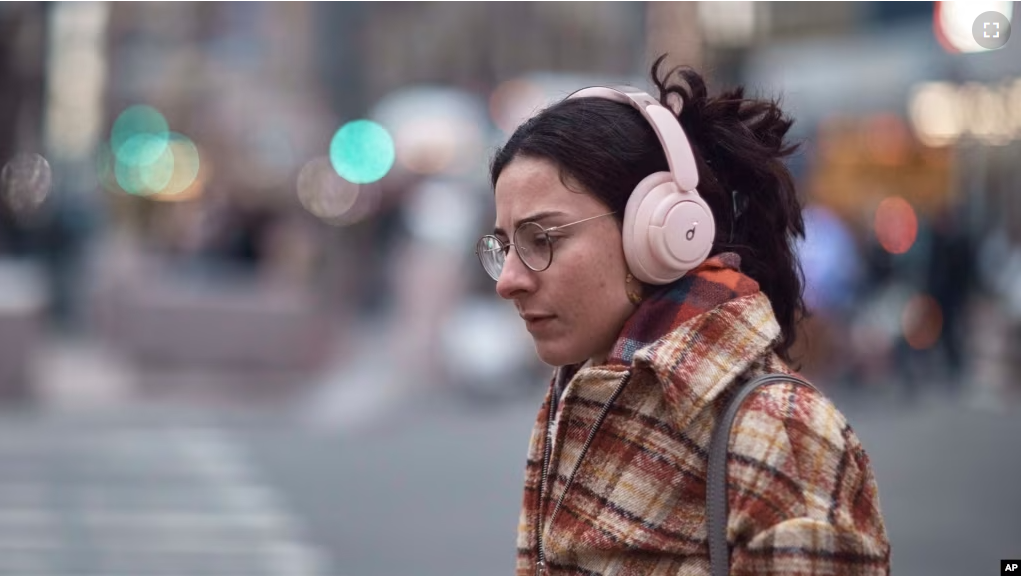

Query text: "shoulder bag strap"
[707, 373, 818, 576]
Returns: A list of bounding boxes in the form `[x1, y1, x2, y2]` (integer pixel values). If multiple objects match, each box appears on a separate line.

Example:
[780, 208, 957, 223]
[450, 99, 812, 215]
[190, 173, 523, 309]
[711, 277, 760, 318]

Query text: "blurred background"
[0, 2, 1018, 575]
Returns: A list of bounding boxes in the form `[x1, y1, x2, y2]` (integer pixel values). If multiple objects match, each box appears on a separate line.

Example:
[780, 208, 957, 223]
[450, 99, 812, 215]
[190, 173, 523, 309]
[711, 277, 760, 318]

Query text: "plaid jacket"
[515, 254, 890, 575]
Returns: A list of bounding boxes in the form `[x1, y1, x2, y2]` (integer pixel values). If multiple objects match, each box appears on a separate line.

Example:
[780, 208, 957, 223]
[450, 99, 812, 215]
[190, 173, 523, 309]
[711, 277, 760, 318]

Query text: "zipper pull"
[535, 560, 548, 576]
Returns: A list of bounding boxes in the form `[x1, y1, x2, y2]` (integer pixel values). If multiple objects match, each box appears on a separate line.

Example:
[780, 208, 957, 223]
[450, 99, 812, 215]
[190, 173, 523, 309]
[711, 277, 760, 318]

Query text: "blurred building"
[0, 2, 1018, 400]
[0, 2, 47, 255]
[714, 2, 1021, 387]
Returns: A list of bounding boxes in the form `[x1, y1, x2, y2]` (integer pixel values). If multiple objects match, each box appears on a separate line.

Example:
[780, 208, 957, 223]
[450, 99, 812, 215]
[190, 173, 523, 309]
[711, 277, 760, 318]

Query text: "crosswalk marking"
[0, 424, 334, 575]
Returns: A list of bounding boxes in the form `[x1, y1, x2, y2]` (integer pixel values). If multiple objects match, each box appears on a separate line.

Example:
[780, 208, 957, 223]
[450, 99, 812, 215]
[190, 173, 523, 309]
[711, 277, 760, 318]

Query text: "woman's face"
[493, 156, 636, 367]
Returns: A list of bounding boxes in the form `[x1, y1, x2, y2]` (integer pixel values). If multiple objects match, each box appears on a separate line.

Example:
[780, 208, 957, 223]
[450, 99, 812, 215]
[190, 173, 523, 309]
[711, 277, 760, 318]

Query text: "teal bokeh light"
[113, 132, 199, 197]
[114, 156, 147, 195]
[104, 105, 199, 198]
[111, 105, 169, 158]
[139, 144, 175, 192]
[329, 120, 394, 184]
[117, 133, 169, 167]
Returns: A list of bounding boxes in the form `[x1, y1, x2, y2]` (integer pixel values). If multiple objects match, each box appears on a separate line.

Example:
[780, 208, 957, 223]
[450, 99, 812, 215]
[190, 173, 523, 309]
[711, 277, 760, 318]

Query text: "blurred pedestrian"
[475, 56, 890, 575]
[924, 206, 971, 389]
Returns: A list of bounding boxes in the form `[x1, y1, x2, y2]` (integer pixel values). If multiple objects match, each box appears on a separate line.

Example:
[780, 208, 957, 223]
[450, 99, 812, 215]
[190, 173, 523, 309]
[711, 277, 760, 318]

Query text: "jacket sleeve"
[722, 382, 891, 575]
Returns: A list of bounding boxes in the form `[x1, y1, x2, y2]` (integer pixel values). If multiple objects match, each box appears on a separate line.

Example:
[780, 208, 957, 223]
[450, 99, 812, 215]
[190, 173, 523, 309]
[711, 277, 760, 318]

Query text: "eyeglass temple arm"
[546, 211, 617, 232]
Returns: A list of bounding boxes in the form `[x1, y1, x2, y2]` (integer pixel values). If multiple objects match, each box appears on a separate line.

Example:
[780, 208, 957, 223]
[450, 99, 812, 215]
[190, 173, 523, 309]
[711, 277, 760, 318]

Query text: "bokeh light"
[909, 79, 1021, 147]
[149, 135, 202, 201]
[115, 134, 174, 194]
[111, 105, 169, 160]
[324, 182, 381, 227]
[935, 1, 1013, 53]
[105, 105, 202, 198]
[328, 120, 394, 184]
[902, 293, 944, 350]
[489, 79, 547, 135]
[117, 132, 172, 169]
[960, 82, 1011, 145]
[0, 153, 52, 218]
[103, 132, 200, 198]
[394, 118, 459, 175]
[874, 196, 918, 254]
[908, 82, 962, 147]
[297, 157, 361, 221]
[1007, 79, 1021, 131]
[864, 114, 911, 166]
[372, 86, 489, 180]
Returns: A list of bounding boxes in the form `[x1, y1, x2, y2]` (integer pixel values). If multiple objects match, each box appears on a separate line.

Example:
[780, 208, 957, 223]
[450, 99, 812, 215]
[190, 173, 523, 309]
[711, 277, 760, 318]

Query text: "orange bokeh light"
[865, 114, 911, 166]
[902, 293, 944, 350]
[874, 196, 918, 254]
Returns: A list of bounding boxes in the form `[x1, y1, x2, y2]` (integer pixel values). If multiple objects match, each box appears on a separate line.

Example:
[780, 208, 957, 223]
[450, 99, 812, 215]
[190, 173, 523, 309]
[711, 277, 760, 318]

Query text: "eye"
[532, 233, 552, 246]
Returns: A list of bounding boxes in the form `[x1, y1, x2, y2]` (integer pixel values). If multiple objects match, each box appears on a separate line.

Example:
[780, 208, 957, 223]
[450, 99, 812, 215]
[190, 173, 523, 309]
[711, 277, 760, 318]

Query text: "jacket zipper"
[535, 381, 555, 576]
[535, 371, 632, 576]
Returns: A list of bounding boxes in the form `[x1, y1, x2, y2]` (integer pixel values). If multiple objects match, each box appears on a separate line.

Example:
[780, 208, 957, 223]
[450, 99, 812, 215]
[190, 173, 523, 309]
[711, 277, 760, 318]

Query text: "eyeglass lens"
[475, 222, 553, 280]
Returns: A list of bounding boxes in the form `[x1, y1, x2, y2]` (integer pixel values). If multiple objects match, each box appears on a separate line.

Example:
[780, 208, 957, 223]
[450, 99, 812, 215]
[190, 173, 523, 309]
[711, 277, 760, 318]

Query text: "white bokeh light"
[296, 157, 360, 221]
[937, 1, 1013, 53]
[371, 87, 488, 178]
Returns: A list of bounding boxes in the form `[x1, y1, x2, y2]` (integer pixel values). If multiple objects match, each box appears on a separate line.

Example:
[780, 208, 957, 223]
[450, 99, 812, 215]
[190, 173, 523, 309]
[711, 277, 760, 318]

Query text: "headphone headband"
[567, 86, 699, 192]
[565, 85, 715, 285]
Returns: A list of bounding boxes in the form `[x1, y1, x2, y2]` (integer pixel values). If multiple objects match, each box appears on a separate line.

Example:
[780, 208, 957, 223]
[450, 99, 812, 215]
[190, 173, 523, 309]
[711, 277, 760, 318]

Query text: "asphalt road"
[258, 386, 1021, 576]
[0, 383, 1015, 576]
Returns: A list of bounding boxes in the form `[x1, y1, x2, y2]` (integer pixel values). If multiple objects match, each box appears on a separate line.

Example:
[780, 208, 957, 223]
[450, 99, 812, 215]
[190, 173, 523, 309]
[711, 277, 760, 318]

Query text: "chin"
[533, 340, 586, 368]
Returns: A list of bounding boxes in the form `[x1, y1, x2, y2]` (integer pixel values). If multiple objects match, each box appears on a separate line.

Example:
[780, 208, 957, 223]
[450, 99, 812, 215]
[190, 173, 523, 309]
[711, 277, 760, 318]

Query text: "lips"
[521, 313, 556, 332]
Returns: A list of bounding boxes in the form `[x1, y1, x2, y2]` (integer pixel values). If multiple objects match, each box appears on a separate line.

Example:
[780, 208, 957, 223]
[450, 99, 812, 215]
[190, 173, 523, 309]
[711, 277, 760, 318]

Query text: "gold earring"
[625, 273, 643, 305]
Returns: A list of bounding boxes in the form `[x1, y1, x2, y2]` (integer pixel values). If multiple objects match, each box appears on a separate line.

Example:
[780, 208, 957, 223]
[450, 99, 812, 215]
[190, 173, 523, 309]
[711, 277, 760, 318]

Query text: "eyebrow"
[493, 210, 568, 237]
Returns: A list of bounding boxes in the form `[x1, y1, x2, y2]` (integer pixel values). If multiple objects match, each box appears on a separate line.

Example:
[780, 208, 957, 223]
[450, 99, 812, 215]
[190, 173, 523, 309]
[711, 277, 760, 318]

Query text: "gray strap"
[707, 373, 818, 576]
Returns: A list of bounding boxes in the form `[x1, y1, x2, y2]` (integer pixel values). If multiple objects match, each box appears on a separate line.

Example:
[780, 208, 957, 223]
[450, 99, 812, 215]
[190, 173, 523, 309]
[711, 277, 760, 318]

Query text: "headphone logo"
[686, 223, 697, 241]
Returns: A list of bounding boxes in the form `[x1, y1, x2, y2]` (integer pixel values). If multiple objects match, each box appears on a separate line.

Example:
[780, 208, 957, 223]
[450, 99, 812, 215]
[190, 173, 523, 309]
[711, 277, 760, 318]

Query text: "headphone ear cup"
[623, 172, 716, 285]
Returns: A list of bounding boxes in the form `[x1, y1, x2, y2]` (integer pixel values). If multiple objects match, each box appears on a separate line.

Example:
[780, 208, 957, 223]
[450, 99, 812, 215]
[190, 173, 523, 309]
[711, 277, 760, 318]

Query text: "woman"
[476, 57, 890, 575]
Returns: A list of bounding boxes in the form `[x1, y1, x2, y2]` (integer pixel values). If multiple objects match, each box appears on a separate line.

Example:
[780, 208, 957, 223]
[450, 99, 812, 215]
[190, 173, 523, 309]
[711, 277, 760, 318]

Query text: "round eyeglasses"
[475, 212, 616, 281]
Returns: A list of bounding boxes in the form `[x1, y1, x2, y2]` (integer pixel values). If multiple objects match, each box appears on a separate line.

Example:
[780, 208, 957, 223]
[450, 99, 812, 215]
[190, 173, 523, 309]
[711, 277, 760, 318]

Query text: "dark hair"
[490, 55, 807, 363]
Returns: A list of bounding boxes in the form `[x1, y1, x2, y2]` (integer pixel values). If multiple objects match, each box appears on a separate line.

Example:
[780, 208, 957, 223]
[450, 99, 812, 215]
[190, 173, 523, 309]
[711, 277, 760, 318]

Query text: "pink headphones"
[567, 86, 715, 285]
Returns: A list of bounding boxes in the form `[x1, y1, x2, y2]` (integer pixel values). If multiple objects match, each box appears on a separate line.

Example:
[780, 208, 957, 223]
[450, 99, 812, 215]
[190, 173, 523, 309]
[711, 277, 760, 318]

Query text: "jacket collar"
[602, 253, 782, 430]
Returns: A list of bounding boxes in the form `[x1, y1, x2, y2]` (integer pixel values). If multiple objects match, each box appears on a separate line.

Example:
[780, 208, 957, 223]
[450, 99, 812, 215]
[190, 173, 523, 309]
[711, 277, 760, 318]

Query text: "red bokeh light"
[874, 196, 919, 254]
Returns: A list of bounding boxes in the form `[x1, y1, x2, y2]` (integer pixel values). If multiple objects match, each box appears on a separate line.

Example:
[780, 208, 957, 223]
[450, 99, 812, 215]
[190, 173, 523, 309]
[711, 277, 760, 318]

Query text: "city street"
[270, 384, 1021, 576]
[0, 2, 1017, 575]
[0, 370, 1016, 576]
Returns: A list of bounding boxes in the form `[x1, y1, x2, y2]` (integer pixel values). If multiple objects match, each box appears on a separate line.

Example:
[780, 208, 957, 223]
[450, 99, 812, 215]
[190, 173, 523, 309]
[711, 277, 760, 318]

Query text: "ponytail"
[650, 55, 808, 363]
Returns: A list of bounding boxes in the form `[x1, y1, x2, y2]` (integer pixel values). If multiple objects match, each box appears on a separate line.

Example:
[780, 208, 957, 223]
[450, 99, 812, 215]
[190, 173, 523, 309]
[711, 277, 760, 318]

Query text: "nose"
[495, 246, 537, 301]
